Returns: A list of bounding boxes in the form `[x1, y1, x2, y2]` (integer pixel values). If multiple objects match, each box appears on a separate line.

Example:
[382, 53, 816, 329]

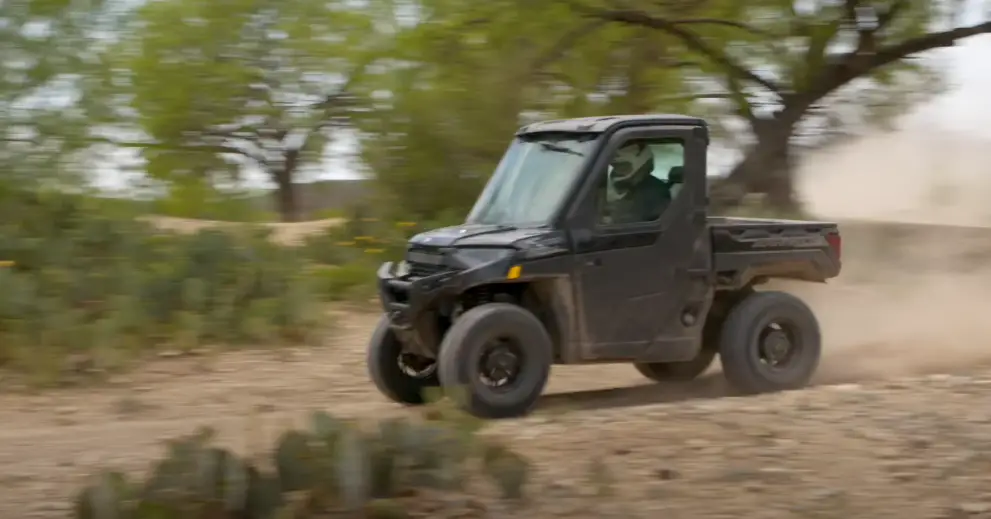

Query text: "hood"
[409, 223, 556, 248]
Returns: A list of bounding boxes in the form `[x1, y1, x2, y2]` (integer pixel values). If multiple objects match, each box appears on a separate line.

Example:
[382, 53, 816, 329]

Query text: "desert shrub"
[313, 208, 347, 220]
[297, 209, 421, 302]
[73, 408, 532, 518]
[150, 179, 272, 223]
[298, 225, 368, 266]
[0, 185, 323, 383]
[296, 213, 429, 305]
[310, 263, 380, 302]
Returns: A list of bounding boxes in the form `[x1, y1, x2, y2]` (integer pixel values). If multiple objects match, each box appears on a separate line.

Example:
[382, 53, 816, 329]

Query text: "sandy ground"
[141, 215, 346, 245]
[7, 129, 991, 517]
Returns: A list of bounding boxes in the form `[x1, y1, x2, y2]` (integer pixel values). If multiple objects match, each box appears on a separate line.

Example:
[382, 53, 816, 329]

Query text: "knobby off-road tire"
[367, 315, 439, 405]
[437, 303, 553, 419]
[718, 290, 821, 395]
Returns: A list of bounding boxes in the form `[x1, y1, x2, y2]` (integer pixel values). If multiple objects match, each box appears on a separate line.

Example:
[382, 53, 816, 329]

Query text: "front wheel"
[437, 303, 553, 419]
[718, 291, 821, 395]
[367, 315, 439, 405]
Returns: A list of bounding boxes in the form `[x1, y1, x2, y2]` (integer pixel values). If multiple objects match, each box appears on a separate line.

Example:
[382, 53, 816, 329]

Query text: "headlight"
[450, 248, 512, 269]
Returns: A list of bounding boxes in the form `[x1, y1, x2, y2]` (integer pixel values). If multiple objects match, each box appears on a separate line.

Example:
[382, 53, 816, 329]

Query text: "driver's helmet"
[609, 142, 654, 196]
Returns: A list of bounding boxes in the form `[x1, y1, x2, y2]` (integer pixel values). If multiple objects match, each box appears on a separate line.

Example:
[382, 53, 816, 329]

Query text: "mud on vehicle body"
[368, 114, 842, 419]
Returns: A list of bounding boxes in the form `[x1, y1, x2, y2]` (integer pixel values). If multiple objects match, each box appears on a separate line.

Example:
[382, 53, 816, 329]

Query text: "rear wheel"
[718, 291, 821, 394]
[367, 315, 439, 405]
[437, 303, 553, 419]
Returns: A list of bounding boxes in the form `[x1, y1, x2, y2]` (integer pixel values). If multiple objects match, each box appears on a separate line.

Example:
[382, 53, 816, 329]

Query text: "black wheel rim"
[757, 321, 800, 369]
[397, 353, 437, 379]
[477, 336, 524, 392]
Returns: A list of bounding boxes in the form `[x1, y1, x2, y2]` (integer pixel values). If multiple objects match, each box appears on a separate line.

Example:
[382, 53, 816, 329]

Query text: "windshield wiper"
[538, 141, 584, 157]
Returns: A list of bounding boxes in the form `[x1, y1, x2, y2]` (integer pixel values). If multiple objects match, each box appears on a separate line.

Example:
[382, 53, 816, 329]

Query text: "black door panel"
[567, 126, 712, 363]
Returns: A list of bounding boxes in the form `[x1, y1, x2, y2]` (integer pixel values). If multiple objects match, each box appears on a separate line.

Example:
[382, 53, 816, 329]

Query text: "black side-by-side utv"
[367, 114, 842, 419]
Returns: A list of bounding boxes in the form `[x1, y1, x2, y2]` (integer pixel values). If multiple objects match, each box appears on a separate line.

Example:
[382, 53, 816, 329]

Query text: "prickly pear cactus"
[72, 411, 532, 519]
[73, 426, 283, 519]
[274, 429, 317, 493]
[334, 426, 373, 512]
[74, 471, 134, 519]
[481, 441, 532, 500]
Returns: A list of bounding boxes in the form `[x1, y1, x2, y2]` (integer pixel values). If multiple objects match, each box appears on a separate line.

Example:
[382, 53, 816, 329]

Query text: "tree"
[106, 0, 384, 221]
[562, 0, 989, 210]
[364, 0, 988, 214]
[356, 0, 725, 221]
[1, 0, 114, 186]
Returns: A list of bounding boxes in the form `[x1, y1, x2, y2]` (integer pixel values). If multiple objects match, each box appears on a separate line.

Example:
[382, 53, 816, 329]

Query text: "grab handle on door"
[586, 257, 602, 267]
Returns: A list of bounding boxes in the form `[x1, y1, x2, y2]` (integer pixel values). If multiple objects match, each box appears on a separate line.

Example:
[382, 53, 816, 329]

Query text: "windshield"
[466, 133, 598, 226]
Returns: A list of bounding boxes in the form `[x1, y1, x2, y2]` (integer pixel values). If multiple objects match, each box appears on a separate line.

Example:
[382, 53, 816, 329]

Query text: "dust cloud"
[797, 129, 991, 226]
[785, 128, 991, 383]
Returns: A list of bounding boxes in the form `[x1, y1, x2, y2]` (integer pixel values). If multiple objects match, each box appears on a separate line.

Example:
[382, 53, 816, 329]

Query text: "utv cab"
[368, 114, 842, 419]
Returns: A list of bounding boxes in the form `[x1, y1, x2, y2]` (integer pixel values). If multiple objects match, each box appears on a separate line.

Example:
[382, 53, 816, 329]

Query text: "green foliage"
[0, 183, 323, 384]
[101, 0, 388, 221]
[0, 0, 112, 185]
[300, 207, 421, 266]
[310, 263, 380, 302]
[354, 0, 988, 212]
[74, 410, 533, 518]
[298, 210, 426, 303]
[150, 179, 271, 223]
[313, 208, 348, 220]
[6, 0, 991, 218]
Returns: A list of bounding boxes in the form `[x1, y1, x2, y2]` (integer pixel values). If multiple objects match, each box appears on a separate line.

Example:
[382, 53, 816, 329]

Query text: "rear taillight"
[826, 232, 841, 260]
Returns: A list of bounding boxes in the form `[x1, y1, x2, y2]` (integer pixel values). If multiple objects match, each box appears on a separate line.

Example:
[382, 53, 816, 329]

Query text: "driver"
[604, 142, 670, 224]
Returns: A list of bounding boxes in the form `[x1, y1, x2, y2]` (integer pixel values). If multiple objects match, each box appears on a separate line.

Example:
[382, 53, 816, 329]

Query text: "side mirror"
[668, 166, 684, 184]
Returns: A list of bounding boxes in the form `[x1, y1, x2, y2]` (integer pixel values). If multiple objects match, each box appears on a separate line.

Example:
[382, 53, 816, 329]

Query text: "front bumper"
[376, 261, 462, 330]
[376, 261, 471, 357]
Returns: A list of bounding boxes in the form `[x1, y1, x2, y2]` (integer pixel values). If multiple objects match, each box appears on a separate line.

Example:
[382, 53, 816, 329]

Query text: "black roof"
[517, 114, 706, 135]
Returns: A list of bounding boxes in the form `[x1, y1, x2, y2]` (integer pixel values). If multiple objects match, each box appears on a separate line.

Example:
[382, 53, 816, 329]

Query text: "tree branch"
[725, 73, 758, 124]
[655, 91, 739, 102]
[875, 0, 909, 32]
[667, 18, 774, 38]
[526, 18, 610, 76]
[817, 20, 991, 97]
[59, 135, 268, 166]
[568, 5, 783, 94]
[870, 21, 991, 67]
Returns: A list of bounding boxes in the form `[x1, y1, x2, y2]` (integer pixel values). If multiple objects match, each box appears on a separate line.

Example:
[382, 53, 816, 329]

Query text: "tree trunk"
[273, 169, 299, 222]
[712, 114, 800, 214]
[272, 148, 302, 223]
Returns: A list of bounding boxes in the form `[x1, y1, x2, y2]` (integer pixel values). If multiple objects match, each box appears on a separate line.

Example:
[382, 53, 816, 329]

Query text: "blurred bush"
[0, 176, 471, 383]
[73, 408, 531, 518]
[298, 211, 421, 303]
[298, 202, 427, 270]
[310, 263, 380, 302]
[151, 182, 271, 223]
[0, 184, 324, 384]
